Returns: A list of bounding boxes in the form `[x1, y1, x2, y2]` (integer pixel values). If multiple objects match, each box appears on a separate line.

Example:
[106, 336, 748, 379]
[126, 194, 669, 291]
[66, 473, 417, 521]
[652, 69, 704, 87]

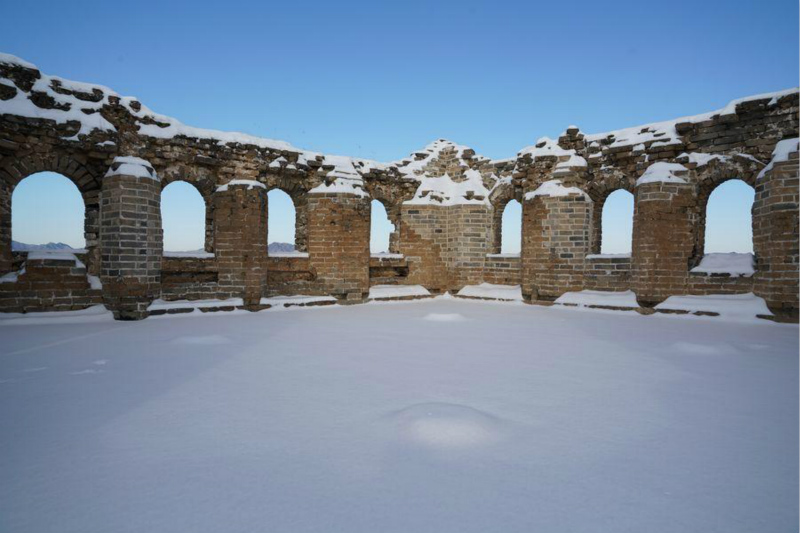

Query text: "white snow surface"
[655, 293, 773, 320]
[215, 179, 266, 192]
[636, 162, 689, 186]
[369, 284, 431, 300]
[0, 298, 796, 533]
[524, 179, 590, 201]
[756, 137, 799, 180]
[104, 156, 158, 180]
[259, 295, 336, 306]
[457, 283, 523, 301]
[555, 290, 640, 308]
[691, 253, 755, 277]
[148, 298, 244, 311]
[163, 251, 215, 259]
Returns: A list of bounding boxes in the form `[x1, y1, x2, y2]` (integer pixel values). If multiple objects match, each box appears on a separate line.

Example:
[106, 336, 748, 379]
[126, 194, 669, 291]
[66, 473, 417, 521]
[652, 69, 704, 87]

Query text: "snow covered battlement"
[0, 53, 798, 320]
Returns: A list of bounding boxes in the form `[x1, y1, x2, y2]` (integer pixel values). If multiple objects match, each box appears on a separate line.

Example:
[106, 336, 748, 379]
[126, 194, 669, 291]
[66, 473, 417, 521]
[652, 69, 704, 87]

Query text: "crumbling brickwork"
[0, 54, 797, 320]
[99, 159, 162, 319]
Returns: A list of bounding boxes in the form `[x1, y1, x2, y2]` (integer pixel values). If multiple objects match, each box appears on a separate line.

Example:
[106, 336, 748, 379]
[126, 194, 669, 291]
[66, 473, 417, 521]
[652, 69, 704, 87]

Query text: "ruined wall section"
[0, 53, 797, 317]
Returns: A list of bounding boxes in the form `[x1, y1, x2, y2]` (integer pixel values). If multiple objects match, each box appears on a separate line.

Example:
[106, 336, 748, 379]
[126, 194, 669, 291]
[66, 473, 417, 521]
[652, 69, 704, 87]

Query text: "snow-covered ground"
[0, 298, 797, 533]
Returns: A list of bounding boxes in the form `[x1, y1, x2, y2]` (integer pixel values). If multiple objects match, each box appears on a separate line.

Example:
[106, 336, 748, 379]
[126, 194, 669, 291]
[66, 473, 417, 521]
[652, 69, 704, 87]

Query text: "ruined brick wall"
[482, 255, 521, 285]
[306, 194, 370, 301]
[99, 160, 162, 319]
[753, 151, 799, 317]
[265, 255, 317, 296]
[521, 194, 592, 301]
[213, 184, 268, 306]
[399, 205, 450, 292]
[584, 256, 631, 291]
[0, 54, 797, 319]
[160, 257, 220, 301]
[0, 252, 102, 312]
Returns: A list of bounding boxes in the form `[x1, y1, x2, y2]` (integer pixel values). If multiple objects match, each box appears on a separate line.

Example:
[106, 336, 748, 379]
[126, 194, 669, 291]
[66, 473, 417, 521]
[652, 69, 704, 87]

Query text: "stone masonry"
[0, 54, 797, 320]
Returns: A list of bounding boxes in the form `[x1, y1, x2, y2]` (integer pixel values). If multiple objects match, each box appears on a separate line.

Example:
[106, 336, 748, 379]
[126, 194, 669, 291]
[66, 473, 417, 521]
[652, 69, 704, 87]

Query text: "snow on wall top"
[584, 88, 798, 153]
[104, 156, 158, 180]
[635, 162, 689, 186]
[524, 179, 590, 201]
[398, 139, 500, 206]
[757, 137, 799, 180]
[0, 53, 797, 204]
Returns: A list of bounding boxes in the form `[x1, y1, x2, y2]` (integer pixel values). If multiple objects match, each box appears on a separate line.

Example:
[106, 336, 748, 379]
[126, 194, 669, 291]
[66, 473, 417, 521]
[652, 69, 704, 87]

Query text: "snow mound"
[555, 290, 639, 309]
[691, 253, 755, 277]
[655, 293, 772, 321]
[422, 312, 468, 322]
[389, 402, 501, 449]
[457, 283, 523, 301]
[369, 284, 430, 300]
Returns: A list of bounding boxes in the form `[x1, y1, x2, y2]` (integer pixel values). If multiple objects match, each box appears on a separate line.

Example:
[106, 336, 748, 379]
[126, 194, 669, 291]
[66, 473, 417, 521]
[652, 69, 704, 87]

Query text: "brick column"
[0, 179, 11, 273]
[449, 204, 493, 289]
[753, 148, 799, 319]
[399, 204, 450, 293]
[99, 157, 162, 320]
[521, 186, 592, 301]
[307, 193, 369, 301]
[213, 181, 268, 307]
[631, 182, 696, 306]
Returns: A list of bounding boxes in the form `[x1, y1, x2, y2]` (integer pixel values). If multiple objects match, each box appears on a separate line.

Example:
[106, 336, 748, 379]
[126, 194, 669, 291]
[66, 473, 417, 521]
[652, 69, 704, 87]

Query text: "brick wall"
[522, 194, 592, 301]
[0, 252, 102, 312]
[584, 255, 631, 291]
[306, 194, 370, 301]
[753, 152, 799, 318]
[482, 254, 520, 285]
[631, 182, 696, 306]
[99, 161, 162, 320]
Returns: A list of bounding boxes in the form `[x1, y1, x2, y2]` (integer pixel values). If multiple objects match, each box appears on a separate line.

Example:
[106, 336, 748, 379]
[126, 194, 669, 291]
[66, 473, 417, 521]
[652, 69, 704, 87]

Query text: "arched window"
[704, 179, 754, 253]
[500, 199, 522, 254]
[161, 181, 206, 253]
[600, 190, 633, 254]
[268, 189, 296, 253]
[370, 200, 394, 254]
[12, 172, 85, 250]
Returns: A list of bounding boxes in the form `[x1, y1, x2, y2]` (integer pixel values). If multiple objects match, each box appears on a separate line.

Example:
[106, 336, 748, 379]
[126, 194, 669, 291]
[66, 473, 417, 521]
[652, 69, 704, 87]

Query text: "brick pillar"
[213, 182, 268, 307]
[521, 190, 592, 301]
[307, 193, 369, 301]
[0, 179, 11, 273]
[631, 182, 696, 306]
[753, 150, 799, 319]
[449, 204, 493, 289]
[99, 157, 162, 320]
[399, 205, 450, 293]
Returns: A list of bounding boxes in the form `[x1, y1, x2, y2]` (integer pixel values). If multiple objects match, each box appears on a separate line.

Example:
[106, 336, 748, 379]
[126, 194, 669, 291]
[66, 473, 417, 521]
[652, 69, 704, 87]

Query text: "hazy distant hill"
[12, 241, 75, 251]
[268, 242, 295, 253]
[14, 241, 294, 253]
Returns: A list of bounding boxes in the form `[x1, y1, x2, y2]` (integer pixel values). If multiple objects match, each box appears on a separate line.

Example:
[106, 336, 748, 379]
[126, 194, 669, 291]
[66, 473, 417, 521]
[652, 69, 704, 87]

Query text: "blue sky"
[5, 0, 797, 252]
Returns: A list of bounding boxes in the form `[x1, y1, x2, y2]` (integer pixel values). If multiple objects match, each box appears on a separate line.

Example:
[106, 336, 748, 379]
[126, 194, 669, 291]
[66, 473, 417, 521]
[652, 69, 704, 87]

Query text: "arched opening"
[370, 200, 394, 254]
[268, 189, 296, 253]
[600, 190, 634, 254]
[12, 172, 85, 250]
[703, 179, 754, 253]
[161, 181, 206, 253]
[500, 199, 522, 254]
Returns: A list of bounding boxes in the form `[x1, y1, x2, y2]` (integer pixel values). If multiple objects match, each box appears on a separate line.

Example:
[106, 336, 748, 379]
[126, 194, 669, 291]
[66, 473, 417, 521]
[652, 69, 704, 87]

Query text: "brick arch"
[489, 182, 523, 254]
[264, 182, 309, 253]
[159, 165, 218, 252]
[367, 196, 401, 254]
[0, 154, 104, 274]
[690, 156, 763, 267]
[586, 173, 635, 255]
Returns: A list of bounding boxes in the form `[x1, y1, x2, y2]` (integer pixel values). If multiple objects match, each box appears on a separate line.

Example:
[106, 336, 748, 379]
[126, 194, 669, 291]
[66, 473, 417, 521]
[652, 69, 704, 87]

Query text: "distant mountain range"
[12, 241, 76, 251]
[13, 241, 295, 253]
[268, 242, 295, 253]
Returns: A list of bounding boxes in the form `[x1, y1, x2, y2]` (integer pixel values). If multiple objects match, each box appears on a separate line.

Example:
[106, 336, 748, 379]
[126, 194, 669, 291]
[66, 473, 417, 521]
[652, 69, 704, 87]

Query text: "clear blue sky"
[5, 0, 797, 252]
